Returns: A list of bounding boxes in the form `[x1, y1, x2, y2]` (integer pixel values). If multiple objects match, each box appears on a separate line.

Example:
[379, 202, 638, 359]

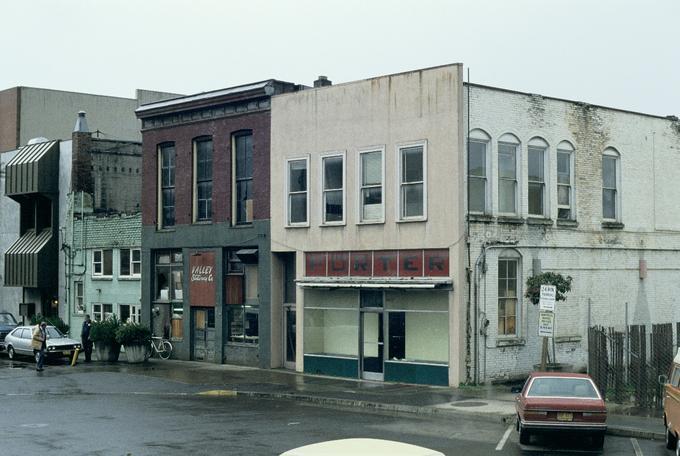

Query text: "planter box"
[94, 342, 121, 362]
[124, 344, 149, 363]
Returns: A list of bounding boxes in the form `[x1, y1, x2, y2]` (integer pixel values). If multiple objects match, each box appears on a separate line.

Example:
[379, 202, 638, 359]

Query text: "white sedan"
[4, 325, 81, 362]
[280, 438, 445, 456]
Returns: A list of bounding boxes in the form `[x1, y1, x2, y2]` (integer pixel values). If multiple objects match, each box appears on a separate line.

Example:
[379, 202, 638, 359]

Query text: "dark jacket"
[81, 320, 91, 340]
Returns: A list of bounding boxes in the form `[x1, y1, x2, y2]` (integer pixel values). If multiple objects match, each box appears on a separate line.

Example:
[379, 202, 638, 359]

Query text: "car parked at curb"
[280, 438, 445, 456]
[4, 325, 81, 362]
[662, 348, 680, 455]
[0, 312, 18, 351]
[515, 372, 607, 449]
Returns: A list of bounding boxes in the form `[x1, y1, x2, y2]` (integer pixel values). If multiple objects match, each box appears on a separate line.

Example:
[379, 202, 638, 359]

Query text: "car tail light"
[524, 410, 548, 420]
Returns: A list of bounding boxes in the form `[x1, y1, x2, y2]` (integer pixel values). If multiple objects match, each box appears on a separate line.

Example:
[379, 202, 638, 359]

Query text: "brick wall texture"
[466, 84, 680, 381]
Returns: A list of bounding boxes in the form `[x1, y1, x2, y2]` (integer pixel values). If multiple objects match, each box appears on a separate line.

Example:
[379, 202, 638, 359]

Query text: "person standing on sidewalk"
[32, 321, 47, 372]
[81, 314, 93, 362]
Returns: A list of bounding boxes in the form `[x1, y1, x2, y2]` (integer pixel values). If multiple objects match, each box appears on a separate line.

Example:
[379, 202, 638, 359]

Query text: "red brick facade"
[140, 110, 271, 226]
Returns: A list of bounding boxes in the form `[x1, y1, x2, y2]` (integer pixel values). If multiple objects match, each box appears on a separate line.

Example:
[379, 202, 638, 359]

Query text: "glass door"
[361, 311, 384, 381]
[284, 305, 296, 370]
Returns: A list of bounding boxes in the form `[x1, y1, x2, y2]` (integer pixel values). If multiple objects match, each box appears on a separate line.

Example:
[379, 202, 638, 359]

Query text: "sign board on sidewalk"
[539, 284, 556, 312]
[538, 311, 554, 337]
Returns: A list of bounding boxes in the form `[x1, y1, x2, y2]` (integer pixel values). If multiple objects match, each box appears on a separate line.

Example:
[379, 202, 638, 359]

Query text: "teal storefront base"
[385, 361, 449, 386]
[304, 354, 358, 379]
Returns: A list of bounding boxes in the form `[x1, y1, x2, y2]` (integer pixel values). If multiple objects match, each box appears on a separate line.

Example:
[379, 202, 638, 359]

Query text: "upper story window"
[321, 152, 345, 224]
[557, 141, 575, 220]
[468, 129, 490, 214]
[287, 157, 309, 226]
[93, 249, 113, 277]
[399, 142, 427, 220]
[120, 248, 141, 277]
[158, 143, 176, 228]
[602, 148, 621, 221]
[498, 134, 520, 215]
[233, 132, 253, 225]
[527, 137, 548, 217]
[194, 137, 213, 222]
[359, 148, 384, 223]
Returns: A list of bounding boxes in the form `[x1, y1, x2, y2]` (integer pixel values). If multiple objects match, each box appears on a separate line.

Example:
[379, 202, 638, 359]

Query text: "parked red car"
[515, 372, 607, 448]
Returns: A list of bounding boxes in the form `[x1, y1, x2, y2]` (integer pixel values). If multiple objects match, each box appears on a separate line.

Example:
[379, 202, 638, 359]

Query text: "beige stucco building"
[270, 65, 467, 386]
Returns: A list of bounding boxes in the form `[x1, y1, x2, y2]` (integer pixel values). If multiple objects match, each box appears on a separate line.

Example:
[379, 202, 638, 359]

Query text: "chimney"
[74, 111, 89, 133]
[313, 76, 332, 88]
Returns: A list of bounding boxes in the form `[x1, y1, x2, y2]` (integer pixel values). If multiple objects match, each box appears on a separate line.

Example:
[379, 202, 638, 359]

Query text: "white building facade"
[466, 83, 680, 383]
[270, 65, 467, 386]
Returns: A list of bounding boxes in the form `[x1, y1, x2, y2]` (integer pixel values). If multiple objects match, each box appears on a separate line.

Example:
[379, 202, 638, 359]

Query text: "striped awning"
[4, 140, 59, 196]
[4, 229, 54, 288]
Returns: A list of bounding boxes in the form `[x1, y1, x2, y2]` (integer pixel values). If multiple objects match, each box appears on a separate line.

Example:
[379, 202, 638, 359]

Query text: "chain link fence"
[588, 323, 677, 410]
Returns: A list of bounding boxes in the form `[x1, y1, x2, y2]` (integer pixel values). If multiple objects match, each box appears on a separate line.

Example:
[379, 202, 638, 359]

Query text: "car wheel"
[591, 433, 605, 449]
[7, 346, 15, 360]
[676, 436, 680, 456]
[667, 425, 678, 450]
[518, 422, 530, 445]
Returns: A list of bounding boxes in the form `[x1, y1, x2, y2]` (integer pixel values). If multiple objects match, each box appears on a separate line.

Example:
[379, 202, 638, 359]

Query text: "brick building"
[136, 81, 302, 366]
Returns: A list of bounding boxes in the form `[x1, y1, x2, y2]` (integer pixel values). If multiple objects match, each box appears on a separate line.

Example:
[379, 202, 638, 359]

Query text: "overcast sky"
[2, 0, 678, 116]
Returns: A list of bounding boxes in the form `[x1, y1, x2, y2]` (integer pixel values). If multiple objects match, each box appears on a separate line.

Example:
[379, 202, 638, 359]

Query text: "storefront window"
[154, 250, 183, 340]
[385, 290, 448, 364]
[304, 289, 359, 357]
[226, 249, 258, 344]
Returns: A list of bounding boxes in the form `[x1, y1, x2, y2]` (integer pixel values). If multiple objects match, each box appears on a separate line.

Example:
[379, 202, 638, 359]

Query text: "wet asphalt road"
[0, 357, 669, 456]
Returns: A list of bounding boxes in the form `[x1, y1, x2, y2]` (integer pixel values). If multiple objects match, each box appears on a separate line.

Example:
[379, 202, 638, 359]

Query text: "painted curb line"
[605, 426, 664, 441]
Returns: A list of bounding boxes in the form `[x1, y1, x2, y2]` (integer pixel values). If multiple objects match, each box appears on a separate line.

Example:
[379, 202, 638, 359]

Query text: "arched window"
[498, 249, 521, 336]
[498, 133, 520, 214]
[556, 141, 575, 220]
[602, 147, 620, 221]
[528, 137, 549, 217]
[469, 129, 491, 213]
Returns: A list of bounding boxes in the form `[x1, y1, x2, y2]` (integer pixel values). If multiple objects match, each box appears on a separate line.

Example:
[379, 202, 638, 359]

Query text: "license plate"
[556, 412, 573, 422]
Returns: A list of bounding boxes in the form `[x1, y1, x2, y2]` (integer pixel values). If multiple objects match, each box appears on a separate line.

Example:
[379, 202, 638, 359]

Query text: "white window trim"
[602, 148, 621, 222]
[396, 140, 428, 222]
[319, 150, 346, 226]
[468, 135, 491, 214]
[75, 281, 84, 315]
[497, 139, 521, 216]
[285, 156, 310, 228]
[357, 146, 385, 224]
[119, 248, 142, 278]
[556, 147, 575, 220]
[92, 249, 113, 278]
[527, 143, 549, 218]
[497, 254, 522, 339]
[118, 303, 141, 324]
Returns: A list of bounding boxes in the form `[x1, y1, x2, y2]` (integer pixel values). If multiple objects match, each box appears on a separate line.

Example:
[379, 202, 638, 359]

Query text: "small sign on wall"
[538, 311, 554, 337]
[189, 251, 216, 307]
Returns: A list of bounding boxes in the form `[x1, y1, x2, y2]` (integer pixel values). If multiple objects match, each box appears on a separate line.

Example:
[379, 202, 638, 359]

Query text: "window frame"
[497, 136, 520, 216]
[497, 253, 521, 338]
[75, 281, 84, 315]
[602, 148, 621, 222]
[285, 156, 310, 227]
[92, 249, 113, 278]
[157, 143, 176, 229]
[357, 146, 385, 224]
[527, 138, 549, 218]
[556, 142, 575, 221]
[319, 151, 346, 226]
[396, 140, 428, 222]
[468, 130, 491, 214]
[192, 136, 213, 223]
[232, 131, 254, 225]
[119, 248, 142, 278]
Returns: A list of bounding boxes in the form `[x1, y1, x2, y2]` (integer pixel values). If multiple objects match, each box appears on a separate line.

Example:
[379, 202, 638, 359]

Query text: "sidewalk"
[113, 358, 665, 441]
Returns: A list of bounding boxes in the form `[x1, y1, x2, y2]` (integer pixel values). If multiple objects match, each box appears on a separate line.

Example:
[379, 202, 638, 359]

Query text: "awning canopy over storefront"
[296, 277, 453, 290]
[4, 229, 55, 288]
[235, 248, 258, 264]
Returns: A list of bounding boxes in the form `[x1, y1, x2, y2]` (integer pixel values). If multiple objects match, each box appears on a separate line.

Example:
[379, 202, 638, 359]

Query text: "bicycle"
[150, 336, 173, 360]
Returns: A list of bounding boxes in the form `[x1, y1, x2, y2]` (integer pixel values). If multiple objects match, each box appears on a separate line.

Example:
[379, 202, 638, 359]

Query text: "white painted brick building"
[465, 83, 680, 383]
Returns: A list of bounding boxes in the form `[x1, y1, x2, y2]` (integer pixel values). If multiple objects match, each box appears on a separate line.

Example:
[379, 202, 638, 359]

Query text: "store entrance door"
[283, 304, 296, 370]
[360, 290, 384, 381]
[192, 308, 215, 361]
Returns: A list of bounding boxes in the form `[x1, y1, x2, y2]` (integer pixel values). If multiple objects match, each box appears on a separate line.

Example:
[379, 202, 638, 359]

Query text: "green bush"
[30, 314, 70, 335]
[90, 315, 121, 345]
[115, 323, 152, 347]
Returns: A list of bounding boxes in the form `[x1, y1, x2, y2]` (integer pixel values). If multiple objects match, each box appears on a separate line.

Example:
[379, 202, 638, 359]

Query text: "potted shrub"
[90, 315, 121, 362]
[115, 323, 151, 363]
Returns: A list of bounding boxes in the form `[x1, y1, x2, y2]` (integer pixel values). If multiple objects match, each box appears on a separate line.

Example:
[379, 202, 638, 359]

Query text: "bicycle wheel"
[159, 340, 173, 360]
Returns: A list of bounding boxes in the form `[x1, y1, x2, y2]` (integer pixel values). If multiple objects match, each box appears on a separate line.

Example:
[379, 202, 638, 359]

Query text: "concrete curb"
[235, 390, 516, 425]
[605, 426, 664, 441]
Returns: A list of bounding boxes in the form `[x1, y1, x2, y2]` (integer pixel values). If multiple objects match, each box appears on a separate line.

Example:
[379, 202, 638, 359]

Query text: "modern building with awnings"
[270, 65, 467, 386]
